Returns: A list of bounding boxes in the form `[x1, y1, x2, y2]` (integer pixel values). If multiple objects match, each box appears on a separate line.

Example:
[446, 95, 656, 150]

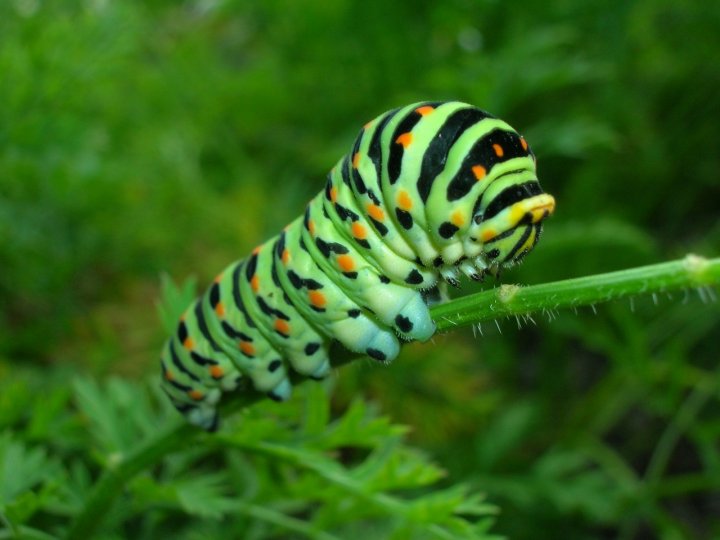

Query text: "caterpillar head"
[437, 169, 554, 286]
[472, 181, 555, 272]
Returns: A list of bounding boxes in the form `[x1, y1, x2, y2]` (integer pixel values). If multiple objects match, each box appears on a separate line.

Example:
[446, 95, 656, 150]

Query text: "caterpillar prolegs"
[160, 101, 556, 430]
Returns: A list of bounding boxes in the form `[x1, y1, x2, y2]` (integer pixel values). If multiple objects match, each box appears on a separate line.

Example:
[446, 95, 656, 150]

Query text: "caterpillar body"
[161, 101, 556, 430]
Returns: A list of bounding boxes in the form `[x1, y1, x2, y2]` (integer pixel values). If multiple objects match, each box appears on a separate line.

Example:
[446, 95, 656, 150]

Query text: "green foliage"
[156, 273, 198, 333]
[0, 371, 498, 539]
[1, 0, 719, 538]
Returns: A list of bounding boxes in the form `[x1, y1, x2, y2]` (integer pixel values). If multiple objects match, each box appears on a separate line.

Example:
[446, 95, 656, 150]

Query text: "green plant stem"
[64, 254, 720, 540]
[429, 253, 719, 333]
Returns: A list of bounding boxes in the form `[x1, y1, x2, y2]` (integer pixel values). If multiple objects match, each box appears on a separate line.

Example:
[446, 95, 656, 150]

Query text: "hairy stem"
[429, 253, 719, 333]
[64, 254, 720, 540]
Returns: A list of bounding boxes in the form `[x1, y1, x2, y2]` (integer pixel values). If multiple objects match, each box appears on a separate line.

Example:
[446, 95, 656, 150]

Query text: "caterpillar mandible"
[160, 101, 556, 430]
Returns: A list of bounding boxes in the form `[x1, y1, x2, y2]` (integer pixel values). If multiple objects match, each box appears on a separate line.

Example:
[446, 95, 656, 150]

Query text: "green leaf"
[0, 434, 59, 505]
[315, 398, 408, 450]
[174, 474, 238, 519]
[156, 274, 198, 334]
[0, 433, 61, 527]
[72, 377, 167, 458]
[352, 441, 445, 491]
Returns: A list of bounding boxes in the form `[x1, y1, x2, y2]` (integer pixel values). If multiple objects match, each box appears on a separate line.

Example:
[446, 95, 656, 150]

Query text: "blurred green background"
[1, 0, 719, 538]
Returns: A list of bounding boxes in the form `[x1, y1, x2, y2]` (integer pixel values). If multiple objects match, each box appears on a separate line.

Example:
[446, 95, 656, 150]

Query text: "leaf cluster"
[0, 371, 498, 539]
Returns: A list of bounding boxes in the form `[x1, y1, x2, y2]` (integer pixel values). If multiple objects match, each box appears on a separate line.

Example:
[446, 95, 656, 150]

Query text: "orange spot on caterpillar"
[395, 132, 413, 148]
[209, 365, 224, 379]
[308, 219, 316, 235]
[493, 144, 504, 157]
[330, 186, 338, 203]
[451, 210, 465, 227]
[472, 165, 486, 180]
[481, 229, 497, 242]
[239, 341, 255, 356]
[337, 254, 355, 272]
[215, 302, 226, 318]
[397, 190, 413, 211]
[352, 153, 361, 168]
[164, 370, 174, 381]
[282, 249, 291, 264]
[415, 105, 435, 116]
[520, 137, 528, 151]
[188, 390, 204, 401]
[214, 273, 223, 283]
[250, 275, 260, 292]
[308, 290, 327, 308]
[367, 203, 385, 221]
[183, 337, 195, 350]
[351, 222, 367, 240]
[274, 319, 290, 335]
[252, 245, 262, 255]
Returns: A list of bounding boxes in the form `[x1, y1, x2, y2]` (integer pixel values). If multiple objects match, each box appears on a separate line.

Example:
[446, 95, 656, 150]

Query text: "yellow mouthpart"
[508, 194, 556, 226]
[478, 194, 556, 243]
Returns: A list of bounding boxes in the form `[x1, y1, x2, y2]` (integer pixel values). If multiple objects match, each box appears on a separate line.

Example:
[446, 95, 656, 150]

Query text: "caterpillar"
[160, 101, 556, 430]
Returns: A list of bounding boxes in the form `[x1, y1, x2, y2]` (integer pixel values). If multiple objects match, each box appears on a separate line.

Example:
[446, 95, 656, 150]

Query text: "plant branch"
[429, 253, 719, 333]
